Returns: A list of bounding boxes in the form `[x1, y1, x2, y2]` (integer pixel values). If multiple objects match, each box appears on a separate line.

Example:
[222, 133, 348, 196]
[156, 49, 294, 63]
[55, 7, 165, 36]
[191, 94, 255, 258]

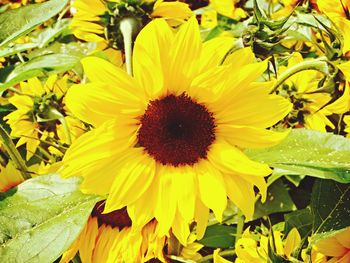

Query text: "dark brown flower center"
[137, 93, 216, 166]
[91, 201, 132, 229]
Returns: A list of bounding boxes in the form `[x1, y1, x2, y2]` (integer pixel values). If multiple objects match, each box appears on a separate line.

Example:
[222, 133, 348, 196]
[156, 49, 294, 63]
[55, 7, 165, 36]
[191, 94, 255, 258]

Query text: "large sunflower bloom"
[62, 17, 292, 244]
[71, 0, 192, 46]
[60, 201, 166, 263]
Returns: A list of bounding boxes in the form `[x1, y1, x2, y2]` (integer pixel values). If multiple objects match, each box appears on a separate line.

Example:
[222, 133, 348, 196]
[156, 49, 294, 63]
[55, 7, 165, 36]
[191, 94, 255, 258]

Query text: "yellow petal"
[322, 83, 349, 114]
[195, 160, 227, 222]
[133, 19, 173, 99]
[194, 198, 209, 240]
[154, 165, 177, 236]
[315, 236, 348, 257]
[104, 149, 156, 212]
[172, 211, 191, 246]
[223, 47, 256, 68]
[79, 217, 99, 263]
[173, 166, 196, 222]
[208, 140, 272, 177]
[167, 16, 202, 94]
[223, 173, 256, 219]
[217, 124, 290, 148]
[152, 1, 192, 22]
[81, 56, 140, 93]
[215, 81, 292, 128]
[335, 228, 350, 249]
[213, 249, 232, 263]
[65, 82, 143, 126]
[284, 228, 301, 258]
[199, 36, 234, 72]
[62, 120, 136, 178]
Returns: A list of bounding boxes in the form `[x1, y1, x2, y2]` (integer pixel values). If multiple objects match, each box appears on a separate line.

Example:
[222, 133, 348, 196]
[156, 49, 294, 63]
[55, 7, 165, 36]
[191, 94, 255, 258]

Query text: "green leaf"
[245, 129, 350, 183]
[33, 18, 71, 48]
[254, 179, 296, 219]
[0, 0, 69, 47]
[284, 208, 312, 239]
[0, 174, 100, 263]
[199, 224, 236, 248]
[0, 43, 38, 58]
[0, 53, 81, 92]
[311, 180, 350, 238]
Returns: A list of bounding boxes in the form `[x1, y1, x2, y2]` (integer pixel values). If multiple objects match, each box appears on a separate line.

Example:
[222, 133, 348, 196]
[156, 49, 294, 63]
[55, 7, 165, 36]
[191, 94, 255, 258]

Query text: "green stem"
[57, 5, 70, 23]
[38, 146, 55, 163]
[270, 57, 329, 94]
[0, 125, 31, 180]
[236, 209, 245, 242]
[16, 52, 25, 63]
[198, 249, 236, 263]
[119, 17, 138, 76]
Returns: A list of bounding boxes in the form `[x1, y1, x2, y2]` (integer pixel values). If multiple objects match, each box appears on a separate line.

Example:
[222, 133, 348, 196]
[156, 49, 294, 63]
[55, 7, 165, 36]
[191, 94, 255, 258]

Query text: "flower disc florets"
[137, 93, 216, 166]
[92, 201, 132, 228]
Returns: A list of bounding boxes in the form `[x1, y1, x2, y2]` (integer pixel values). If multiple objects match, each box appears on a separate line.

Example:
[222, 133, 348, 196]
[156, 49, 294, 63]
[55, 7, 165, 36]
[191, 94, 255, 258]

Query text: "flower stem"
[270, 57, 329, 94]
[119, 17, 138, 76]
[198, 249, 236, 263]
[236, 209, 245, 242]
[0, 125, 31, 180]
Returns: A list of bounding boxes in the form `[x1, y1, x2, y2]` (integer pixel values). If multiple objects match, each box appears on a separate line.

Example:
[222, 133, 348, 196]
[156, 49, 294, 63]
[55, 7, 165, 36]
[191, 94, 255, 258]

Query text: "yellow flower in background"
[312, 227, 350, 263]
[344, 115, 350, 137]
[179, 233, 204, 261]
[317, 0, 350, 55]
[4, 75, 84, 160]
[0, 162, 24, 192]
[71, 0, 192, 47]
[60, 201, 166, 263]
[278, 53, 349, 132]
[201, 0, 246, 29]
[233, 228, 301, 263]
[62, 17, 291, 245]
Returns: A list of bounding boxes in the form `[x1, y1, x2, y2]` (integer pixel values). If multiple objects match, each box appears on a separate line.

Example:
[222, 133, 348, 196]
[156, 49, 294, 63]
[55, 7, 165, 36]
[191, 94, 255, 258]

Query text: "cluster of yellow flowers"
[0, 0, 350, 262]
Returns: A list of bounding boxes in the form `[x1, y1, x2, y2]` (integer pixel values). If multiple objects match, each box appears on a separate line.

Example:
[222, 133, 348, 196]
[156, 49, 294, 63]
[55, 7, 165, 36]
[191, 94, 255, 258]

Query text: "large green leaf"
[245, 129, 350, 183]
[0, 53, 80, 92]
[284, 208, 312, 239]
[310, 179, 350, 242]
[0, 0, 69, 47]
[199, 224, 236, 248]
[0, 174, 100, 263]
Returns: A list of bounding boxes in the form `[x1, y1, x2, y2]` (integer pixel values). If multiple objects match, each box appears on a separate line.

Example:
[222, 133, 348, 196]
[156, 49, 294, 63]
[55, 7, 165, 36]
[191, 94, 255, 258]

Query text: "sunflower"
[310, 227, 350, 263]
[4, 75, 84, 160]
[70, 0, 192, 48]
[230, 227, 301, 263]
[201, 0, 246, 29]
[60, 201, 166, 263]
[61, 17, 292, 245]
[0, 161, 24, 192]
[276, 53, 349, 132]
[317, 0, 350, 56]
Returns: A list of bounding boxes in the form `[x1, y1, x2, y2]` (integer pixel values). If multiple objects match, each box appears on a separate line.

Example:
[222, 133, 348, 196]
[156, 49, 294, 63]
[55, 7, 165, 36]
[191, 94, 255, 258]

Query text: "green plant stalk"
[198, 249, 236, 263]
[0, 124, 31, 179]
[120, 17, 138, 76]
[236, 209, 245, 242]
[270, 58, 329, 94]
